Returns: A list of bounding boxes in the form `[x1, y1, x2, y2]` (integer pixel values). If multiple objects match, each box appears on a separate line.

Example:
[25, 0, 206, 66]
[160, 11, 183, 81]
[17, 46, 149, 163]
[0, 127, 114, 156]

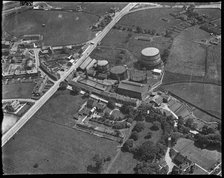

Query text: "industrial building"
[110, 65, 128, 81]
[79, 57, 93, 71]
[96, 60, 109, 72]
[139, 47, 162, 69]
[116, 80, 148, 100]
[129, 69, 147, 83]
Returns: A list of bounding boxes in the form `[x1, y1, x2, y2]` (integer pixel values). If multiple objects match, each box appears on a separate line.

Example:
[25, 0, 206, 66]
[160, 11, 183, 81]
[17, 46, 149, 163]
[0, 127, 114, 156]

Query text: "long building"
[117, 80, 149, 100]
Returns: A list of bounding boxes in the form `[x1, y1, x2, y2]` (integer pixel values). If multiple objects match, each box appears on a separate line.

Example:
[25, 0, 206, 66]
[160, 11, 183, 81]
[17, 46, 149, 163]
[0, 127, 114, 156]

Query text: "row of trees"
[113, 25, 158, 36]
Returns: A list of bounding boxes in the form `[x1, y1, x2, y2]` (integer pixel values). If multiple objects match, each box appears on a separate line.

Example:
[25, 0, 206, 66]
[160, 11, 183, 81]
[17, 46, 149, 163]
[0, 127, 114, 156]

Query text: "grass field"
[161, 83, 221, 119]
[117, 8, 181, 34]
[2, 82, 36, 99]
[166, 26, 210, 76]
[47, 2, 128, 16]
[173, 138, 221, 171]
[3, 10, 97, 46]
[2, 90, 119, 174]
[206, 44, 221, 81]
[109, 152, 137, 174]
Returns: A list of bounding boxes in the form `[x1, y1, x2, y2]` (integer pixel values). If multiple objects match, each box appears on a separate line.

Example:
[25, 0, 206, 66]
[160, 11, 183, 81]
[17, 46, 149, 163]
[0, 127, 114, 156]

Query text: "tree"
[136, 26, 142, 33]
[133, 122, 145, 133]
[59, 81, 68, 90]
[150, 122, 160, 131]
[134, 141, 157, 161]
[144, 131, 152, 139]
[185, 118, 194, 128]
[87, 154, 104, 173]
[178, 116, 184, 126]
[72, 85, 81, 95]
[121, 139, 134, 152]
[201, 125, 215, 135]
[120, 103, 130, 114]
[130, 131, 138, 141]
[107, 99, 115, 109]
[134, 161, 160, 174]
[151, 29, 156, 35]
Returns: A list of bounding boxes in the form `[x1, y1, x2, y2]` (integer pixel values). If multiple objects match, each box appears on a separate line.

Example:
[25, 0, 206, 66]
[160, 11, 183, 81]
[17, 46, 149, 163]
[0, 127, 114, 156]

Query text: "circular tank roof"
[110, 65, 126, 74]
[141, 47, 159, 57]
[97, 60, 108, 66]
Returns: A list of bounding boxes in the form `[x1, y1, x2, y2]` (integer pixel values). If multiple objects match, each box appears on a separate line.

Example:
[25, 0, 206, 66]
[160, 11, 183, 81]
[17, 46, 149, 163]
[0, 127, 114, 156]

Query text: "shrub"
[130, 131, 139, 141]
[133, 122, 145, 133]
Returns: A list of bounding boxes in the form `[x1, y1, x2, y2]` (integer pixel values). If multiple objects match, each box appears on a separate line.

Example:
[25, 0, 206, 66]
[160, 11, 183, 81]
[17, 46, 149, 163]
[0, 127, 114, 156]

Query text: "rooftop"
[141, 47, 159, 57]
[118, 80, 148, 93]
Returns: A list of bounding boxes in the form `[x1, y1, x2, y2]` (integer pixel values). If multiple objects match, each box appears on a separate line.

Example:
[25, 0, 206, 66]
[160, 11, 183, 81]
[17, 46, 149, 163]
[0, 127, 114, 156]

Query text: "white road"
[1, 3, 137, 147]
[2, 98, 36, 103]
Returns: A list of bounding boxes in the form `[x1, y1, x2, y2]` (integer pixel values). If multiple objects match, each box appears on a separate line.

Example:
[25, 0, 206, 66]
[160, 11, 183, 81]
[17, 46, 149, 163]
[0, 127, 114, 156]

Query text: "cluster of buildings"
[73, 96, 130, 143]
[2, 35, 41, 80]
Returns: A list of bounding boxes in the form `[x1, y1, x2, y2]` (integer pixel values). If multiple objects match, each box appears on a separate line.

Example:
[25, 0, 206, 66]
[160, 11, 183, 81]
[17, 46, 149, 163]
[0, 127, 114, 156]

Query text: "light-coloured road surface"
[2, 98, 36, 103]
[1, 3, 137, 147]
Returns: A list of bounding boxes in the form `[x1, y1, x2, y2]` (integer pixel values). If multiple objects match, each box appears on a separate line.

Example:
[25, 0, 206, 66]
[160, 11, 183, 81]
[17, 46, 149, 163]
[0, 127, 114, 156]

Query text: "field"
[2, 90, 119, 174]
[117, 8, 181, 34]
[161, 83, 221, 119]
[2, 113, 18, 135]
[206, 44, 221, 81]
[166, 25, 210, 76]
[173, 138, 221, 171]
[2, 82, 36, 99]
[47, 2, 128, 16]
[109, 152, 137, 174]
[3, 10, 98, 46]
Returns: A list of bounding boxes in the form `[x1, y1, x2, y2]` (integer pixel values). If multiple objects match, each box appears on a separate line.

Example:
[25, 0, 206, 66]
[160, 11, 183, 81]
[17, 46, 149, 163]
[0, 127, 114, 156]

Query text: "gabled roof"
[118, 80, 148, 94]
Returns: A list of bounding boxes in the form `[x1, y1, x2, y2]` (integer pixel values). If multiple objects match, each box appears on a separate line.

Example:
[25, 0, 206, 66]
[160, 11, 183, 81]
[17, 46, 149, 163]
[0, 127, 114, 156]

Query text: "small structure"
[152, 68, 162, 76]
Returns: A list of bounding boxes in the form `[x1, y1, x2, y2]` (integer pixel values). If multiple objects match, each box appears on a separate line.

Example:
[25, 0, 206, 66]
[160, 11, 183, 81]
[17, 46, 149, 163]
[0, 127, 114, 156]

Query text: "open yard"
[173, 138, 221, 171]
[2, 82, 36, 99]
[2, 90, 119, 174]
[3, 10, 98, 46]
[161, 83, 221, 119]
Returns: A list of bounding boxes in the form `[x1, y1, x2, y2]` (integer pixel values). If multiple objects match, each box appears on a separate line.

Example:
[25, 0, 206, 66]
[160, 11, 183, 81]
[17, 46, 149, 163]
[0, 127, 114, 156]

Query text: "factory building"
[117, 80, 148, 100]
[79, 57, 93, 71]
[110, 65, 128, 81]
[139, 47, 162, 69]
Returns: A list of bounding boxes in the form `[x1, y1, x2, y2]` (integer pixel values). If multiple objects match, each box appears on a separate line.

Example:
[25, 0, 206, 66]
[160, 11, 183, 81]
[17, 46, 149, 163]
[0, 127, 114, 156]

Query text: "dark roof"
[173, 153, 191, 166]
[118, 80, 148, 94]
[87, 99, 96, 108]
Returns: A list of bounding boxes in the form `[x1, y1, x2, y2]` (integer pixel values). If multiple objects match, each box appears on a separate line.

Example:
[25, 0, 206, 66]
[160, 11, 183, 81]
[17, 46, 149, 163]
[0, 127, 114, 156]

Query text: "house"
[172, 152, 193, 172]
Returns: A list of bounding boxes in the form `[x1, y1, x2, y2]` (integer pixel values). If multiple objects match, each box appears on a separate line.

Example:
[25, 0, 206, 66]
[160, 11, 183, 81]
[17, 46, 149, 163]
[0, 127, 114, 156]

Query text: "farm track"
[161, 80, 221, 86]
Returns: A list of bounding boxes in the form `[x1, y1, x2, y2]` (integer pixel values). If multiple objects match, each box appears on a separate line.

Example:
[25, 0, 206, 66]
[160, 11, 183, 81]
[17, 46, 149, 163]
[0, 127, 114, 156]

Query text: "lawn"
[173, 138, 221, 171]
[166, 25, 210, 76]
[194, 8, 221, 20]
[2, 90, 119, 174]
[2, 82, 36, 99]
[161, 83, 221, 119]
[3, 10, 98, 46]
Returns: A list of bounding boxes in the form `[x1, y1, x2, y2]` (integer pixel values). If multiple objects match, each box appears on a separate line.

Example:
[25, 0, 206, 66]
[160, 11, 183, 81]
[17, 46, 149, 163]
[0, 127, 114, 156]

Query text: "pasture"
[2, 90, 119, 174]
[3, 10, 98, 46]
